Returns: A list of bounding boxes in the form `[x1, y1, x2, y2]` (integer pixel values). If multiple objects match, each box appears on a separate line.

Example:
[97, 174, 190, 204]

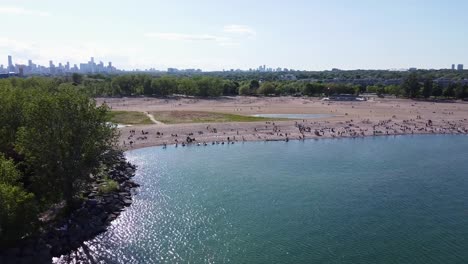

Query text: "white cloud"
[223, 25, 256, 36]
[0, 6, 50, 17]
[145, 32, 229, 43]
[145, 25, 255, 46]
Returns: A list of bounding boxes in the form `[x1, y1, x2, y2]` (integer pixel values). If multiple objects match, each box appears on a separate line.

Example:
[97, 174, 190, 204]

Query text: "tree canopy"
[0, 79, 117, 246]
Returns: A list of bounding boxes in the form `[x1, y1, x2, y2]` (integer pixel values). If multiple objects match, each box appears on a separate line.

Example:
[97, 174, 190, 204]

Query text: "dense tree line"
[0, 78, 117, 246]
[69, 74, 362, 97]
[72, 72, 467, 99]
[122, 69, 468, 82]
[366, 72, 468, 99]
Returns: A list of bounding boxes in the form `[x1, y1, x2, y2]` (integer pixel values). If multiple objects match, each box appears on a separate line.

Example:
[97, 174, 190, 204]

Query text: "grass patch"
[107, 111, 153, 125]
[98, 178, 119, 194]
[150, 111, 282, 124]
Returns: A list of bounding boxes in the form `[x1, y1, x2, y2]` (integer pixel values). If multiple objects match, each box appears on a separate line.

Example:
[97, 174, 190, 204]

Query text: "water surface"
[60, 135, 468, 263]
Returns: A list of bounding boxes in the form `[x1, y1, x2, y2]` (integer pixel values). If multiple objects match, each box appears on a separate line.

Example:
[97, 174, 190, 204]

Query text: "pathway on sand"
[145, 112, 166, 125]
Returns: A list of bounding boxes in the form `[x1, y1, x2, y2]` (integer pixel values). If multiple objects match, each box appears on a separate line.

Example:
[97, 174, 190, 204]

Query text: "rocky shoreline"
[0, 151, 139, 264]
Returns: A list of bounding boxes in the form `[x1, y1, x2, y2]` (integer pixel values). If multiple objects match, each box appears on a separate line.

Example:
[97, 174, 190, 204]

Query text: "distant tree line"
[89, 68, 468, 82]
[67, 73, 361, 97]
[366, 72, 468, 99]
[0, 78, 117, 246]
[4, 70, 468, 101]
[68, 72, 468, 99]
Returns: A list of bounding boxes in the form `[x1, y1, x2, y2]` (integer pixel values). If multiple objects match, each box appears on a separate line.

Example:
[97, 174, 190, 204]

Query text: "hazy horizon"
[1, 0, 467, 71]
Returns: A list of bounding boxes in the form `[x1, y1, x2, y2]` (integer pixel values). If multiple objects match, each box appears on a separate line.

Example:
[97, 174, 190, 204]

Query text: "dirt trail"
[145, 112, 165, 125]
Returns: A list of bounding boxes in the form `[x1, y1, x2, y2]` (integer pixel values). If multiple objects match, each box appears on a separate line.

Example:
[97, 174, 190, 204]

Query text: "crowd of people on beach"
[121, 116, 468, 150]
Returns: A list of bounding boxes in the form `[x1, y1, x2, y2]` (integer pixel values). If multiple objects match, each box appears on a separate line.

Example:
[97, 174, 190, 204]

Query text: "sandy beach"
[95, 96, 468, 150]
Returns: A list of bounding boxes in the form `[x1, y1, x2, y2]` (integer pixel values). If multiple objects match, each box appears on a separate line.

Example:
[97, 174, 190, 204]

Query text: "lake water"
[251, 113, 334, 119]
[59, 135, 468, 263]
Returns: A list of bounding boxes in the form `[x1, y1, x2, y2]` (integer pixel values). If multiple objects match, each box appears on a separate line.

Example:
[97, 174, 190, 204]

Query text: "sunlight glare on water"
[58, 135, 468, 264]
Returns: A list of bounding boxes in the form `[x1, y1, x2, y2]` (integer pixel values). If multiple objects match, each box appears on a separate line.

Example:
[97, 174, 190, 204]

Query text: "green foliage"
[238, 84, 251, 95]
[0, 155, 21, 185]
[195, 76, 224, 97]
[72, 73, 83, 84]
[0, 183, 37, 246]
[402, 73, 420, 98]
[177, 78, 199, 96]
[303, 83, 323, 96]
[278, 82, 303, 95]
[422, 79, 433, 98]
[0, 79, 119, 246]
[15, 85, 117, 208]
[150, 111, 280, 124]
[250, 80, 260, 89]
[152, 76, 178, 96]
[222, 80, 239, 95]
[98, 178, 119, 194]
[257, 82, 276, 95]
[0, 84, 24, 153]
[386, 85, 404, 96]
[432, 83, 443, 97]
[0, 156, 38, 246]
[443, 83, 456, 97]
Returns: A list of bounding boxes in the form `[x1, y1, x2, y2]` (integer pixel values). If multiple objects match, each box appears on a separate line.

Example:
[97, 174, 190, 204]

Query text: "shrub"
[0, 183, 37, 246]
[0, 156, 38, 246]
[98, 178, 119, 194]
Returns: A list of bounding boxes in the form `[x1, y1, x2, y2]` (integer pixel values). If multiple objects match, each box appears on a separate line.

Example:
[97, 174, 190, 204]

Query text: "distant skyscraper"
[452, 64, 455, 70]
[49, 60, 55, 74]
[7, 55, 15, 72]
[457, 64, 464, 71]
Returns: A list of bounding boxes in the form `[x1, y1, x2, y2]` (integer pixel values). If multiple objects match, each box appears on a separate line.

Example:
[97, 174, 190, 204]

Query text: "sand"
[95, 96, 468, 150]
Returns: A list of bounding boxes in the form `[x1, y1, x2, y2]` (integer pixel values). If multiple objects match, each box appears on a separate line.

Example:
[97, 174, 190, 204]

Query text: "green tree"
[177, 78, 199, 96]
[195, 77, 224, 97]
[15, 86, 117, 210]
[250, 80, 260, 90]
[257, 82, 276, 95]
[151, 76, 177, 96]
[422, 79, 433, 98]
[0, 155, 37, 246]
[462, 85, 468, 99]
[432, 83, 443, 97]
[222, 80, 239, 95]
[0, 84, 33, 153]
[111, 75, 134, 95]
[303, 83, 323, 96]
[238, 83, 251, 95]
[453, 83, 465, 99]
[72, 73, 83, 85]
[384, 85, 403, 96]
[402, 73, 420, 98]
[443, 83, 456, 97]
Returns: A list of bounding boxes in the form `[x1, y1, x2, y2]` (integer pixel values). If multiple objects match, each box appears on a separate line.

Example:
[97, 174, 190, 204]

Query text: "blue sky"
[1, 0, 467, 71]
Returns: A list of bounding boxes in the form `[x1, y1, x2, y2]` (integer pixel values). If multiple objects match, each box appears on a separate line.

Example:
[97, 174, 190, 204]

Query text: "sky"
[1, 0, 467, 71]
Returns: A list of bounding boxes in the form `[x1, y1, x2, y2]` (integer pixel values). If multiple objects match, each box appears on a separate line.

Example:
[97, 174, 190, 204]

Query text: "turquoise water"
[61, 135, 468, 263]
[251, 113, 334, 119]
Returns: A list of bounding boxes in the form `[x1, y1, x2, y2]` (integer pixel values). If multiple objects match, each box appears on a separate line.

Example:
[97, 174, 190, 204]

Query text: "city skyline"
[1, 55, 119, 75]
[1, 54, 465, 75]
[1, 1, 468, 71]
